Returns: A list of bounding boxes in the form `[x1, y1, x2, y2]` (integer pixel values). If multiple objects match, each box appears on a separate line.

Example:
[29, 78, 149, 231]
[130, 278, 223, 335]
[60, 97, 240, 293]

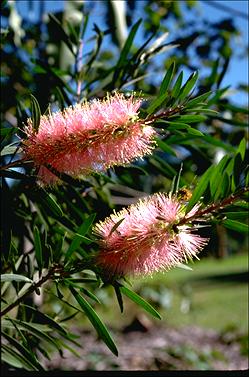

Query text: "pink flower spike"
[22, 93, 156, 185]
[93, 193, 209, 278]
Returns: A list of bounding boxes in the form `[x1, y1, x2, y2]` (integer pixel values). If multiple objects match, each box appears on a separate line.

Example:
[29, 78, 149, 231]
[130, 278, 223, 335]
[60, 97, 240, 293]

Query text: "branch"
[0, 265, 62, 317]
[177, 187, 249, 227]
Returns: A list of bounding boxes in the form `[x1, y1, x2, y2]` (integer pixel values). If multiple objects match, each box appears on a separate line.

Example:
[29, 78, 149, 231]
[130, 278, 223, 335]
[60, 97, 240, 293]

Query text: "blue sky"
[10, 1, 249, 105]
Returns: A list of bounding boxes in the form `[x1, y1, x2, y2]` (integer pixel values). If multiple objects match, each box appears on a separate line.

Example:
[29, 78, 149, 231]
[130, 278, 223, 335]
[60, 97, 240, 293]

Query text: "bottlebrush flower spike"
[22, 93, 156, 184]
[93, 193, 208, 277]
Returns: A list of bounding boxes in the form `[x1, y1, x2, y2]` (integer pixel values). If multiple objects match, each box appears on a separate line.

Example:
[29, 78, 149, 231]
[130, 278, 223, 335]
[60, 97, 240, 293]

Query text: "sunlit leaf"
[1, 274, 33, 283]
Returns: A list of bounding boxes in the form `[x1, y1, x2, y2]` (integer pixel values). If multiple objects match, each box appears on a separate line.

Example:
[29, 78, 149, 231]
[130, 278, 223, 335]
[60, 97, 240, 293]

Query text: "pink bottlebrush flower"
[93, 193, 208, 277]
[22, 93, 156, 184]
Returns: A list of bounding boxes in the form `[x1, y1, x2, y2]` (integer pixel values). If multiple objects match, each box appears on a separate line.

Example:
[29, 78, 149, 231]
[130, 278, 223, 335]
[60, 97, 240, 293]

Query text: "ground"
[43, 321, 248, 371]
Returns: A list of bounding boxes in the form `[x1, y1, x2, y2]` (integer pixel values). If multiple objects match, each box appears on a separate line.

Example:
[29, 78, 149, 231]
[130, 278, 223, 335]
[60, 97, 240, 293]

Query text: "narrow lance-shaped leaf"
[220, 219, 249, 233]
[114, 283, 124, 313]
[146, 91, 169, 114]
[1, 344, 37, 371]
[2, 332, 44, 371]
[178, 71, 198, 101]
[40, 189, 64, 217]
[1, 274, 33, 283]
[113, 19, 142, 83]
[30, 94, 41, 133]
[186, 91, 212, 108]
[237, 138, 246, 160]
[119, 285, 161, 319]
[69, 286, 118, 356]
[159, 62, 175, 95]
[171, 71, 183, 98]
[186, 165, 214, 213]
[109, 218, 125, 236]
[64, 213, 96, 262]
[33, 226, 43, 271]
[20, 304, 67, 335]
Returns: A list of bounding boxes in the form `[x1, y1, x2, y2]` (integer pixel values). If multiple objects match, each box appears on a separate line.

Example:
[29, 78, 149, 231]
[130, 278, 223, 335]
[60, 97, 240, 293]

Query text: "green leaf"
[179, 71, 198, 101]
[48, 14, 76, 55]
[20, 304, 67, 335]
[1, 344, 37, 371]
[64, 213, 96, 262]
[223, 211, 249, 220]
[1, 274, 33, 283]
[186, 165, 214, 213]
[171, 71, 183, 98]
[5, 319, 62, 352]
[69, 286, 118, 356]
[119, 285, 161, 319]
[114, 284, 124, 313]
[237, 138, 246, 160]
[33, 226, 43, 270]
[30, 94, 41, 133]
[170, 114, 207, 123]
[221, 219, 248, 233]
[155, 137, 176, 156]
[113, 19, 142, 83]
[64, 280, 101, 303]
[40, 190, 64, 217]
[109, 218, 125, 236]
[146, 92, 169, 114]
[186, 91, 212, 107]
[2, 332, 43, 371]
[159, 62, 175, 95]
[186, 127, 204, 136]
[202, 135, 236, 153]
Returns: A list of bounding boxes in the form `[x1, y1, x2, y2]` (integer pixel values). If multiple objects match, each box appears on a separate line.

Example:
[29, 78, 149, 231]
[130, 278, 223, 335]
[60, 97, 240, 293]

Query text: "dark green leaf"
[186, 165, 214, 212]
[223, 211, 249, 220]
[113, 19, 142, 83]
[64, 213, 96, 262]
[0, 169, 27, 180]
[30, 94, 41, 133]
[146, 92, 169, 114]
[1, 344, 37, 371]
[114, 284, 124, 313]
[48, 14, 76, 55]
[179, 71, 198, 101]
[221, 219, 248, 233]
[186, 127, 204, 136]
[2, 332, 43, 370]
[237, 138, 246, 160]
[33, 226, 43, 271]
[69, 286, 118, 356]
[171, 114, 207, 123]
[5, 319, 61, 352]
[120, 285, 161, 319]
[167, 122, 190, 130]
[155, 137, 176, 156]
[20, 304, 67, 335]
[159, 62, 175, 95]
[186, 91, 212, 107]
[109, 218, 125, 236]
[171, 71, 183, 98]
[40, 189, 64, 217]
